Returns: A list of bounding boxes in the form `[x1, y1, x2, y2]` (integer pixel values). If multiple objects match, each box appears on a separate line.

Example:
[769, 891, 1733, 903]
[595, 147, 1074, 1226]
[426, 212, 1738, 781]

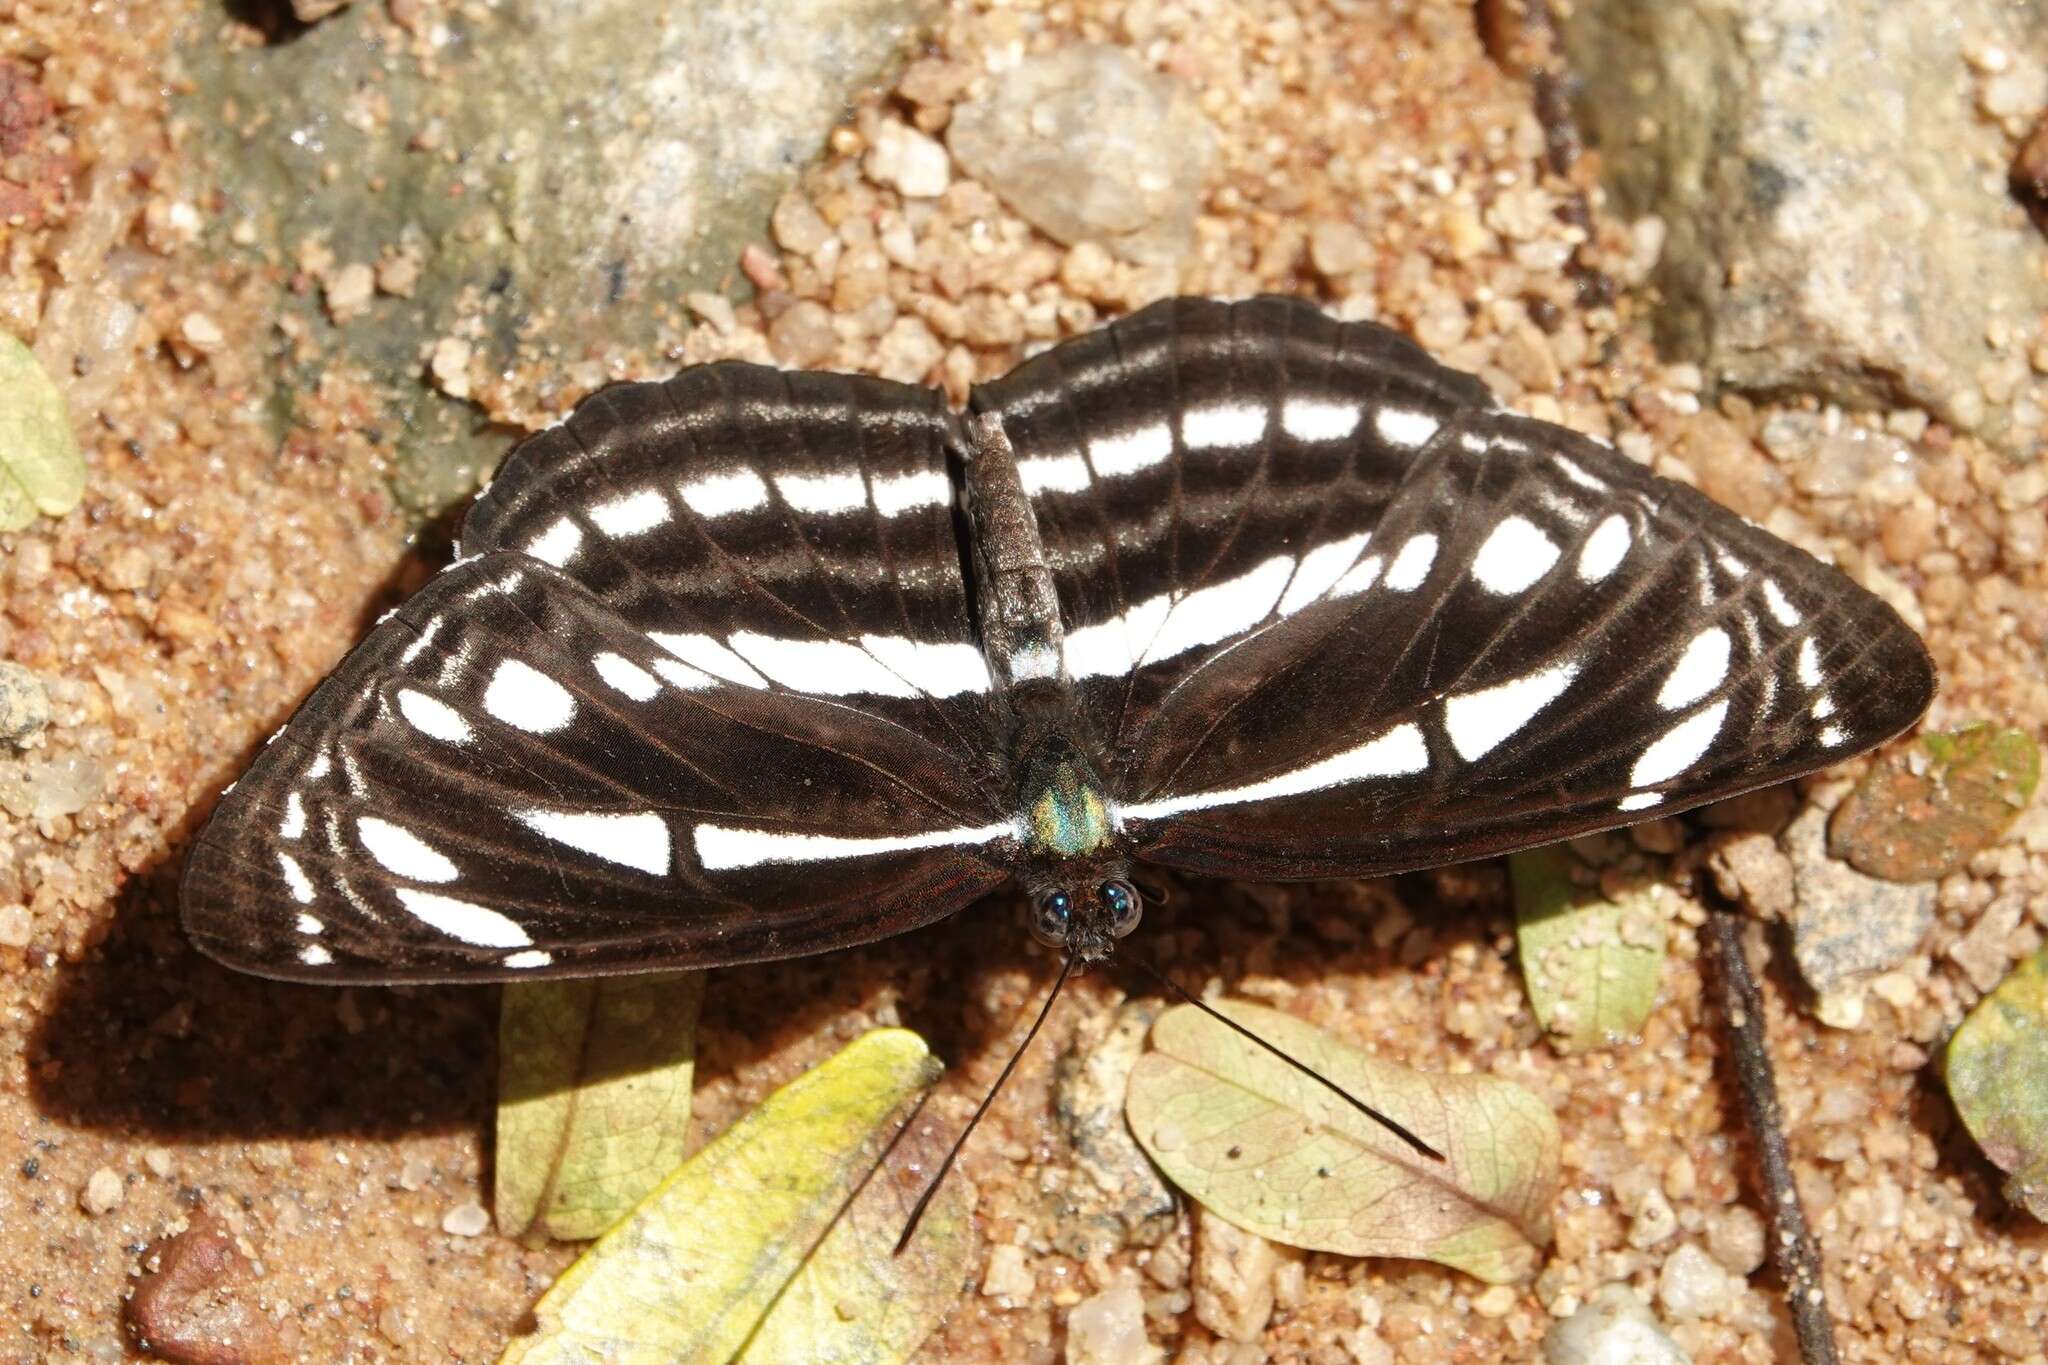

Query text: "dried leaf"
[736, 1106, 975, 1363]
[1945, 948, 2048, 1222]
[1126, 1002, 1560, 1283]
[0, 332, 85, 532]
[496, 970, 705, 1242]
[1830, 724, 2041, 882]
[1511, 846, 1669, 1052]
[500, 1028, 960, 1365]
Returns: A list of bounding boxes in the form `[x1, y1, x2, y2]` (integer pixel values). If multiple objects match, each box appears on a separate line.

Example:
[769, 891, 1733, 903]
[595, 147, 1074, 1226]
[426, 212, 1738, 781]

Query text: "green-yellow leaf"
[496, 970, 705, 1242]
[1511, 846, 1669, 1053]
[1126, 1002, 1560, 1284]
[737, 1100, 975, 1364]
[501, 1028, 953, 1365]
[1945, 948, 2048, 1222]
[0, 333, 86, 532]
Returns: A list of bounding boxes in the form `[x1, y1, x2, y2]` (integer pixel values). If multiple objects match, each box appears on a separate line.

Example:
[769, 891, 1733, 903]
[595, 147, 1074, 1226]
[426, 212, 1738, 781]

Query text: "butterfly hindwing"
[972, 297, 1934, 878]
[182, 555, 1014, 983]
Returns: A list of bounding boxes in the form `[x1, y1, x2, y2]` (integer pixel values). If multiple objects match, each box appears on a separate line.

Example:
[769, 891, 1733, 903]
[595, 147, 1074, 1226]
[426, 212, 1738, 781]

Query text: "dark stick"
[894, 953, 1077, 1255]
[1700, 908, 1840, 1365]
[1130, 958, 1445, 1162]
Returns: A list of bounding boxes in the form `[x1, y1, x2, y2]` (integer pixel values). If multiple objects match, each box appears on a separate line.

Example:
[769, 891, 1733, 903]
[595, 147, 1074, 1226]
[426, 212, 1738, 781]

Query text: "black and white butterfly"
[182, 296, 1935, 983]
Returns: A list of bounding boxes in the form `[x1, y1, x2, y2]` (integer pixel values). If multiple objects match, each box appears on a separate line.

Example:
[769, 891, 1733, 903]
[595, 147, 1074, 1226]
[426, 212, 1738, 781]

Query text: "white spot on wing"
[482, 659, 577, 734]
[1796, 637, 1823, 688]
[1019, 453, 1092, 495]
[398, 688, 474, 744]
[1088, 422, 1173, 476]
[1761, 578, 1801, 627]
[870, 468, 951, 516]
[1617, 792, 1663, 812]
[1384, 534, 1438, 591]
[1330, 553, 1385, 597]
[396, 888, 532, 947]
[1443, 660, 1578, 762]
[1140, 556, 1295, 667]
[1629, 698, 1731, 789]
[300, 944, 333, 966]
[1063, 596, 1171, 680]
[1578, 513, 1631, 582]
[1552, 454, 1609, 492]
[776, 469, 868, 514]
[728, 634, 914, 698]
[1280, 397, 1360, 442]
[649, 633, 768, 688]
[505, 949, 554, 969]
[694, 819, 1015, 870]
[857, 634, 991, 697]
[1182, 401, 1266, 450]
[1658, 627, 1732, 710]
[1120, 722, 1429, 821]
[1817, 723, 1847, 747]
[588, 487, 671, 538]
[1471, 516, 1560, 595]
[278, 852, 315, 904]
[295, 912, 323, 934]
[515, 808, 671, 875]
[1278, 533, 1371, 614]
[400, 615, 446, 666]
[279, 791, 306, 840]
[679, 468, 770, 519]
[1812, 694, 1836, 720]
[593, 652, 660, 701]
[357, 816, 460, 883]
[523, 517, 585, 567]
[1375, 407, 1440, 448]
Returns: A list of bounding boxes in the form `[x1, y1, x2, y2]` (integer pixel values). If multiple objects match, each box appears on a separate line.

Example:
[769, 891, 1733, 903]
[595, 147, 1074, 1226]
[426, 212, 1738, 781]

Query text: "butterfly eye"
[1030, 889, 1074, 946]
[1100, 880, 1141, 938]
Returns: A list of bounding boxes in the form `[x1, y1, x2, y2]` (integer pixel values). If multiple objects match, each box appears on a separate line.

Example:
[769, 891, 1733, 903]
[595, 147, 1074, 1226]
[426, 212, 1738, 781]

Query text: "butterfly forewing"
[970, 296, 1496, 781]
[462, 364, 1000, 768]
[971, 297, 1934, 878]
[184, 548, 1013, 983]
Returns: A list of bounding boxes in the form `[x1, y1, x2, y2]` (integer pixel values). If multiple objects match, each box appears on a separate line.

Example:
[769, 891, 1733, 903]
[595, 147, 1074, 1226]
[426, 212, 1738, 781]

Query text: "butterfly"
[181, 295, 1935, 984]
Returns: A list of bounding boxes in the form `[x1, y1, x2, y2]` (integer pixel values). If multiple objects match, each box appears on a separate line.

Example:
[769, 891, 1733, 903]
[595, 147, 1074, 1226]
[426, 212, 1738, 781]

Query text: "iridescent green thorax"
[1023, 756, 1114, 859]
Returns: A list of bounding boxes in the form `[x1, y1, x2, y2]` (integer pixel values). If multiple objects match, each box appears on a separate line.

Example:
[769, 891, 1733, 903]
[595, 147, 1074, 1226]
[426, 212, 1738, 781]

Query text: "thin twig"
[1700, 907, 1840, 1365]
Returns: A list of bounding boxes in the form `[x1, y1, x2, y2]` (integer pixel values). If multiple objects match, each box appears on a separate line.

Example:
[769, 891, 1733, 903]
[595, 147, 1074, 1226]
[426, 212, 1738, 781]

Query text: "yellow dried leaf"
[495, 971, 704, 1242]
[501, 1028, 967, 1365]
[1511, 846, 1669, 1053]
[0, 334, 85, 532]
[1127, 1002, 1559, 1283]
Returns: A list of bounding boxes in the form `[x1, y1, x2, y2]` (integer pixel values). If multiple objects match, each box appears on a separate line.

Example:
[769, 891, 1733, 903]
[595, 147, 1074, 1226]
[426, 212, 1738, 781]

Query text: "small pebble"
[0, 663, 48, 744]
[982, 1242, 1035, 1300]
[323, 262, 376, 323]
[80, 1167, 125, 1215]
[440, 1202, 490, 1237]
[1066, 1282, 1163, 1365]
[178, 312, 225, 355]
[1705, 1204, 1767, 1277]
[864, 119, 951, 199]
[428, 336, 473, 399]
[767, 300, 836, 368]
[142, 1147, 175, 1179]
[1656, 1241, 1740, 1321]
[1542, 1284, 1687, 1364]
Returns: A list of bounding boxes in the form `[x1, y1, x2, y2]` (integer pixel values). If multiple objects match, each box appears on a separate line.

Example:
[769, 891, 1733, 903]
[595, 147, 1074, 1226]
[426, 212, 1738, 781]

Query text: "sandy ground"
[2, 0, 2045, 1361]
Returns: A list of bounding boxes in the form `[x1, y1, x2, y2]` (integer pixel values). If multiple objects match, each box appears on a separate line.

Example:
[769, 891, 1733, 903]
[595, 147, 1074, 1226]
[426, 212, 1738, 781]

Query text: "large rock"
[180, 0, 936, 514]
[1562, 0, 2048, 453]
[948, 44, 1213, 267]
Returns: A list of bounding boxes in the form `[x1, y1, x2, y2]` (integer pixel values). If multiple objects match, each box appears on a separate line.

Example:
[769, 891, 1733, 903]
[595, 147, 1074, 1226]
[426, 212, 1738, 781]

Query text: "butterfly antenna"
[1129, 958, 1445, 1162]
[895, 952, 1079, 1255]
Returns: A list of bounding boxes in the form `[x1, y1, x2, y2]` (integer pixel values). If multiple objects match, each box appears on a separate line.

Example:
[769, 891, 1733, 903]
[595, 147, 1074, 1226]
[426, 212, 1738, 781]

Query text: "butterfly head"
[1027, 873, 1143, 963]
